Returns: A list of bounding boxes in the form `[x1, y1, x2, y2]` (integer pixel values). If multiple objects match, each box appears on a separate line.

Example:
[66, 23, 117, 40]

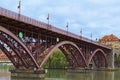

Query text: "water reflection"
[67, 71, 115, 80]
[11, 77, 44, 80]
[10, 69, 116, 80]
[0, 65, 119, 80]
[46, 69, 116, 80]
[0, 64, 11, 80]
[47, 69, 67, 79]
[0, 73, 10, 80]
[11, 69, 67, 80]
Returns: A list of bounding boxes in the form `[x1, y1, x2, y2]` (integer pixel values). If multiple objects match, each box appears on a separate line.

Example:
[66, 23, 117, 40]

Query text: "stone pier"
[10, 68, 46, 78]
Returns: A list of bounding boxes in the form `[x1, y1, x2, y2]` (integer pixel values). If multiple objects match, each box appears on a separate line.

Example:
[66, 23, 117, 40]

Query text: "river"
[0, 65, 120, 80]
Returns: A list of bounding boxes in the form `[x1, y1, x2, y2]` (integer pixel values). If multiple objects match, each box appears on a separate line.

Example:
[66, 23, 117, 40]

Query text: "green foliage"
[43, 49, 67, 68]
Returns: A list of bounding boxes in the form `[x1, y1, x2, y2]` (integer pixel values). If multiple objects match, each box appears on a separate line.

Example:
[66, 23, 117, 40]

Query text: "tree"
[43, 49, 67, 69]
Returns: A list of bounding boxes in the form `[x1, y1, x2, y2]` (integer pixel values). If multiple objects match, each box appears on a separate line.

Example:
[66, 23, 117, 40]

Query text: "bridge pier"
[10, 68, 46, 78]
[106, 49, 115, 69]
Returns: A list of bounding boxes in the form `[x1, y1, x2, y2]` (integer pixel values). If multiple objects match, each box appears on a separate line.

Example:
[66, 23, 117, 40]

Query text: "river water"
[0, 65, 120, 80]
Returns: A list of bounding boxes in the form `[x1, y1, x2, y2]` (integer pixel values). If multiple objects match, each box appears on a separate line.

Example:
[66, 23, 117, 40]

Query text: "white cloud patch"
[88, 0, 120, 5]
[87, 22, 97, 28]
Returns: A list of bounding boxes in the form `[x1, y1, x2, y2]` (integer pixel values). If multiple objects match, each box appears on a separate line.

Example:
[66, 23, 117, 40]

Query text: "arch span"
[88, 49, 108, 68]
[0, 26, 39, 68]
[40, 41, 87, 67]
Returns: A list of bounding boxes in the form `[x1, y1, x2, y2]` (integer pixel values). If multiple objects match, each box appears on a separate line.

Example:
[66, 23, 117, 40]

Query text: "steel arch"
[0, 35, 28, 68]
[88, 49, 108, 67]
[0, 44, 17, 67]
[40, 41, 87, 67]
[0, 26, 39, 68]
[59, 46, 79, 67]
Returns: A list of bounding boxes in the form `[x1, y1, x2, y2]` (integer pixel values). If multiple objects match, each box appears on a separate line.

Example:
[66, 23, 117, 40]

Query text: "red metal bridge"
[0, 7, 112, 69]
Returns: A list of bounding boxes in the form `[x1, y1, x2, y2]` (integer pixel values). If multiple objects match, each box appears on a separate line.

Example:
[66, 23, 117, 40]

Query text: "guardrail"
[0, 7, 111, 50]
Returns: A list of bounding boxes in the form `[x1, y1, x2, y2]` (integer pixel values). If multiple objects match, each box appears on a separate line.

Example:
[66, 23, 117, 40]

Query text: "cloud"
[88, 0, 120, 5]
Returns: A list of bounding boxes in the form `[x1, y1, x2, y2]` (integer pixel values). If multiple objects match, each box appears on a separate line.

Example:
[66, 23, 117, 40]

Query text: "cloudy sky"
[0, 0, 120, 40]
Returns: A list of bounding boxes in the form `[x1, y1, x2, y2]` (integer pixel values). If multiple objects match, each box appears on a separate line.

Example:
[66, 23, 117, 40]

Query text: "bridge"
[0, 7, 112, 70]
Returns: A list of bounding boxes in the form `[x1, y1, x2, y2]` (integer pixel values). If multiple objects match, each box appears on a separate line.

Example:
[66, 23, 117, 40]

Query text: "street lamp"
[17, 0, 21, 19]
[66, 22, 69, 33]
[80, 28, 82, 38]
[47, 13, 50, 29]
[47, 13, 49, 24]
[91, 32, 92, 41]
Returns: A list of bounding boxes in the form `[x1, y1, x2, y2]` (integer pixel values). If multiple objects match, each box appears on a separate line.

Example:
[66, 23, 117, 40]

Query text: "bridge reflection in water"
[11, 69, 116, 80]
[0, 65, 117, 80]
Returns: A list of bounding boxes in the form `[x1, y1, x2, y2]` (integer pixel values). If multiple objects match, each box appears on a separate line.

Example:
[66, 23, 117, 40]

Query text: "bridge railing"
[0, 7, 111, 50]
[0, 7, 48, 29]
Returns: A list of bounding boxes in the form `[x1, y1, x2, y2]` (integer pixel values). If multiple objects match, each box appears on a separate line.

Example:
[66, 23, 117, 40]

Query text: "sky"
[0, 0, 120, 40]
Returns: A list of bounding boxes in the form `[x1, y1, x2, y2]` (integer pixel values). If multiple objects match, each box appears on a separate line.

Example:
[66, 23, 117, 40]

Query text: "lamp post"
[17, 0, 21, 19]
[80, 28, 82, 38]
[47, 13, 50, 29]
[66, 22, 69, 33]
[91, 32, 92, 41]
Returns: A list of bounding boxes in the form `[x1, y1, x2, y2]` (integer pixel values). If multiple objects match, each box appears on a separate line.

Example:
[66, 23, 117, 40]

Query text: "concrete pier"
[10, 69, 46, 78]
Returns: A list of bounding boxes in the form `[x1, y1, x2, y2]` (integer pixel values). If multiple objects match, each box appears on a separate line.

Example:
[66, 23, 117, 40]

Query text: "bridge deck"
[0, 7, 111, 50]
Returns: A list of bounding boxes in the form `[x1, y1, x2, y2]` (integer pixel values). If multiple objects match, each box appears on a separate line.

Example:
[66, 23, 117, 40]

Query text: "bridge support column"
[107, 49, 114, 69]
[111, 49, 115, 69]
[10, 68, 46, 79]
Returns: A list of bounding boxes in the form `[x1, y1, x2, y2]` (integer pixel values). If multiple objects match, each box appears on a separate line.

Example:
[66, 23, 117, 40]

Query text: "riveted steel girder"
[39, 41, 87, 68]
[0, 26, 39, 69]
[88, 49, 108, 67]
